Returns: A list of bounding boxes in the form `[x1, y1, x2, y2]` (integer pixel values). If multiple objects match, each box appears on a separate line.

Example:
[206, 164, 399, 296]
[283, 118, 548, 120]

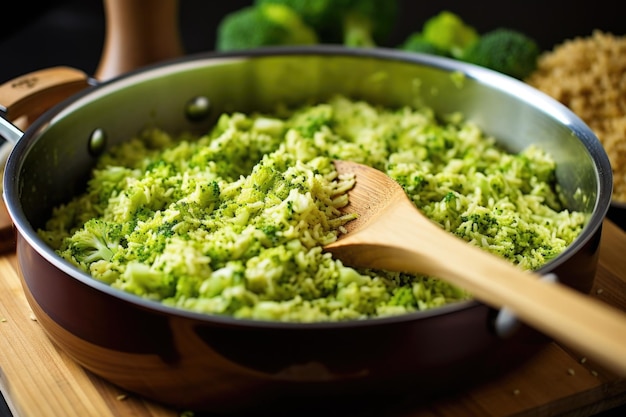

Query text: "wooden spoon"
[324, 160, 626, 376]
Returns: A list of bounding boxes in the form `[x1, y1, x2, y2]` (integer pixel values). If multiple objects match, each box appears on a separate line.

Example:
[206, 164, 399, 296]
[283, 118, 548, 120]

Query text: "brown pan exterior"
[19, 233, 553, 412]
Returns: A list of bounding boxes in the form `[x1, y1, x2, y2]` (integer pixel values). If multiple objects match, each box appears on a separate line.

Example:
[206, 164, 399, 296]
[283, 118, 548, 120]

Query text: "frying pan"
[0, 47, 613, 414]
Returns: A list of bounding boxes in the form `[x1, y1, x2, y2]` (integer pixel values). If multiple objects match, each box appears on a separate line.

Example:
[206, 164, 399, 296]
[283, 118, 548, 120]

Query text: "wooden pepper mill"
[95, 0, 184, 81]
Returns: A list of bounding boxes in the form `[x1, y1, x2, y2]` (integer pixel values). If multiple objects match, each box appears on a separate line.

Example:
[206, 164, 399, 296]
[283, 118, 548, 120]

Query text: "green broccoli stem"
[342, 12, 376, 47]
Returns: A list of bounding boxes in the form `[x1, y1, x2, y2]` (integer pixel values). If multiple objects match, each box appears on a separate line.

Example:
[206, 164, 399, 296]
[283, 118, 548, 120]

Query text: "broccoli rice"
[38, 96, 586, 322]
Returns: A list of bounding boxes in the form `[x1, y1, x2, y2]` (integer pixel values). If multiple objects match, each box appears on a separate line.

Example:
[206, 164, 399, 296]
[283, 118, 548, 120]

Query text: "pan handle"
[0, 65, 92, 182]
[0, 114, 22, 145]
[0, 66, 93, 143]
[491, 273, 559, 338]
[0, 66, 91, 252]
[1, 66, 92, 186]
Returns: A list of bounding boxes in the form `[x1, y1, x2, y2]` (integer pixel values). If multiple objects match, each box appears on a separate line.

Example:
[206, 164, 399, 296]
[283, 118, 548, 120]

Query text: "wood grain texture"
[1, 220, 625, 417]
[0, 256, 177, 417]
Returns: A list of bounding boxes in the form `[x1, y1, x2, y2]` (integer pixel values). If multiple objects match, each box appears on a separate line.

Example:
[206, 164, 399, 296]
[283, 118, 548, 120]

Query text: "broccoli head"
[255, 0, 336, 35]
[400, 32, 449, 56]
[255, 0, 398, 47]
[421, 10, 479, 58]
[63, 218, 122, 267]
[461, 28, 540, 79]
[216, 3, 318, 51]
[341, 0, 398, 47]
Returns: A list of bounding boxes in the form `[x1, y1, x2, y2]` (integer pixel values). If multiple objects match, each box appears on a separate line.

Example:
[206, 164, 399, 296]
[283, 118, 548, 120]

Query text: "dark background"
[1, 0, 624, 84]
[0, 1, 624, 416]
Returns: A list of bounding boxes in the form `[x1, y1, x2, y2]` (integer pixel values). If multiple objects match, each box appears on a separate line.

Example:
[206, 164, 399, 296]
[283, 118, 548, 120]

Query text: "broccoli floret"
[64, 218, 122, 266]
[255, 0, 398, 47]
[216, 3, 318, 51]
[341, 0, 398, 47]
[460, 28, 540, 79]
[420, 11, 479, 58]
[255, 0, 336, 36]
[400, 32, 449, 56]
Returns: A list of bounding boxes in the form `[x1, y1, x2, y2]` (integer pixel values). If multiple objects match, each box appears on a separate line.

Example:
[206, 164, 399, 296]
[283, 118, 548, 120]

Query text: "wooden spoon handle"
[347, 199, 626, 376]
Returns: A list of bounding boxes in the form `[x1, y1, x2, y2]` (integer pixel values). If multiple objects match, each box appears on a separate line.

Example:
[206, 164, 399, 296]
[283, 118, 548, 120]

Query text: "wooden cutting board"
[1, 220, 626, 417]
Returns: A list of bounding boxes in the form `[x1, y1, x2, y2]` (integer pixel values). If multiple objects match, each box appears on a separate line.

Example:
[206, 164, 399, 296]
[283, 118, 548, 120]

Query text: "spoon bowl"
[325, 160, 626, 376]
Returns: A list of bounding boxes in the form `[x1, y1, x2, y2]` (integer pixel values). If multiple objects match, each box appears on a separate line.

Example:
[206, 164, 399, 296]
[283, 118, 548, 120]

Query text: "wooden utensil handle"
[367, 201, 626, 376]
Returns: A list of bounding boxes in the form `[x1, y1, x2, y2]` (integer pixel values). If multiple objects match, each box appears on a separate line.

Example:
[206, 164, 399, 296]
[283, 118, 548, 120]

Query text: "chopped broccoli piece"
[63, 218, 122, 266]
[461, 28, 540, 79]
[388, 286, 417, 308]
[421, 11, 479, 58]
[119, 262, 174, 298]
[255, 0, 398, 47]
[216, 3, 318, 51]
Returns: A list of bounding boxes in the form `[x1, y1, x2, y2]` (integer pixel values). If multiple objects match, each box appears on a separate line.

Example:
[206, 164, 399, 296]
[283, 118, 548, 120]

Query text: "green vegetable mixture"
[38, 96, 586, 322]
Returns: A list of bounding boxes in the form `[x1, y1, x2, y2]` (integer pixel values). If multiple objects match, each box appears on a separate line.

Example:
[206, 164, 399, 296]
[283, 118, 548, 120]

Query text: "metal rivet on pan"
[185, 96, 211, 122]
[88, 128, 107, 157]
